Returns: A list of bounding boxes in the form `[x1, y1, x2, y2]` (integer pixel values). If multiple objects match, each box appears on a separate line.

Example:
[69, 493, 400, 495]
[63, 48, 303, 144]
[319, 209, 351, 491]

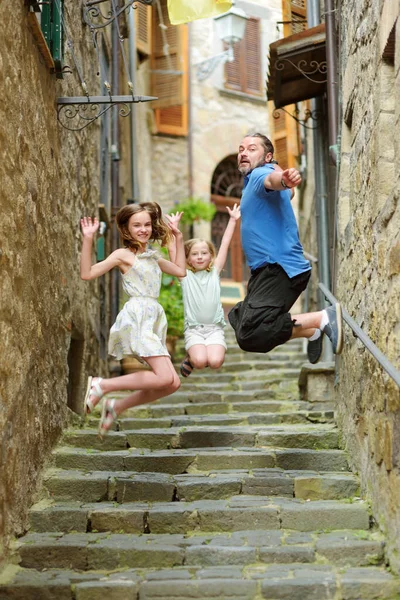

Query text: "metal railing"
[319, 282, 400, 387]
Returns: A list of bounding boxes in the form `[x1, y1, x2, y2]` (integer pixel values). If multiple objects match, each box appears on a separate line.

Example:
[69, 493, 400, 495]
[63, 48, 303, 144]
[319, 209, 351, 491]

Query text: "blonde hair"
[184, 238, 216, 272]
[116, 202, 171, 253]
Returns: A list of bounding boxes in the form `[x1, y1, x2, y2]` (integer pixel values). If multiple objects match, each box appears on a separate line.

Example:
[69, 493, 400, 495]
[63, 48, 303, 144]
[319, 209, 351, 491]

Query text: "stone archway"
[210, 155, 245, 282]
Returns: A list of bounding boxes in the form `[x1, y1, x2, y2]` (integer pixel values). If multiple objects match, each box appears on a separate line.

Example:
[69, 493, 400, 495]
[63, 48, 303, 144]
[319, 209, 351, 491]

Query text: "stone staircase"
[2, 329, 400, 599]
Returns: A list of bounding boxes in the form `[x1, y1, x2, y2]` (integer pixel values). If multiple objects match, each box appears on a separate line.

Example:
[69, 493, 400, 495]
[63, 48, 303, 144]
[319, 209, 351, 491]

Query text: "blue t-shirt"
[241, 164, 311, 278]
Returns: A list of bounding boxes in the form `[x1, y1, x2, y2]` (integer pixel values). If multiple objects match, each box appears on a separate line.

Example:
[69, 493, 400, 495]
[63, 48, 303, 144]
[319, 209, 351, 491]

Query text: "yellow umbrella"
[167, 0, 232, 25]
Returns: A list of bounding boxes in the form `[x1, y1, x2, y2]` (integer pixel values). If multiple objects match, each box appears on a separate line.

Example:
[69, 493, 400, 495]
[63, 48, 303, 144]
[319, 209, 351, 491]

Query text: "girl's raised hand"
[165, 211, 184, 235]
[226, 203, 241, 221]
[81, 216, 100, 237]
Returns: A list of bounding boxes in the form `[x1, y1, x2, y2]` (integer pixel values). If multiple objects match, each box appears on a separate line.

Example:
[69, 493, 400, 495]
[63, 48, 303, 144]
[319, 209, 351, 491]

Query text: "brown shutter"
[244, 18, 262, 95]
[151, 0, 188, 136]
[282, 0, 307, 36]
[268, 101, 300, 171]
[135, 4, 152, 55]
[224, 18, 261, 96]
[225, 42, 241, 90]
[151, 0, 184, 108]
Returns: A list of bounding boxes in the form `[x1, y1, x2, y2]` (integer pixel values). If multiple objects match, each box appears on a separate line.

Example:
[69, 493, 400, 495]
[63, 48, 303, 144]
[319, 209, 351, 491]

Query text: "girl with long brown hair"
[80, 202, 185, 436]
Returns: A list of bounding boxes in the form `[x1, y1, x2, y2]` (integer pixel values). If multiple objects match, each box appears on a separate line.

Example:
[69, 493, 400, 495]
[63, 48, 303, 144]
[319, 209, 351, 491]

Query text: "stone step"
[174, 361, 306, 375]
[38, 468, 359, 504]
[86, 409, 334, 430]
[61, 424, 339, 451]
[178, 379, 300, 393]
[16, 508, 377, 570]
[120, 392, 320, 423]
[173, 368, 302, 384]
[3, 563, 399, 600]
[119, 390, 304, 407]
[53, 447, 350, 474]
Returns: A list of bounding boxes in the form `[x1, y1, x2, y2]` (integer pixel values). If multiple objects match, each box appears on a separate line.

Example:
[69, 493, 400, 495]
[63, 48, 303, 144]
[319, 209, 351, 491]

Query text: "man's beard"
[238, 155, 269, 176]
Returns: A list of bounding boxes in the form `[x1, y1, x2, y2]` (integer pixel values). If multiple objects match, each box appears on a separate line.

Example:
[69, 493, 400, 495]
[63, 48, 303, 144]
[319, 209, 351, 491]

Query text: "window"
[151, 0, 188, 136]
[268, 102, 300, 170]
[282, 0, 307, 36]
[28, 0, 65, 78]
[224, 17, 262, 96]
[136, 3, 152, 56]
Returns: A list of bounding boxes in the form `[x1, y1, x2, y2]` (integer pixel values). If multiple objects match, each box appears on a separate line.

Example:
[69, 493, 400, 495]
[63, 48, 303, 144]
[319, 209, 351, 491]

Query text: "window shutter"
[135, 4, 152, 55]
[151, 0, 184, 108]
[152, 0, 188, 136]
[224, 18, 262, 96]
[244, 18, 262, 95]
[282, 0, 307, 36]
[268, 102, 299, 170]
[225, 40, 241, 90]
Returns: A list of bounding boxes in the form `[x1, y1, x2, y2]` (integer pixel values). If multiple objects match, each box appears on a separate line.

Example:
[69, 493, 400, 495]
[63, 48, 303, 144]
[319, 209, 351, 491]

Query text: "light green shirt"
[181, 268, 226, 329]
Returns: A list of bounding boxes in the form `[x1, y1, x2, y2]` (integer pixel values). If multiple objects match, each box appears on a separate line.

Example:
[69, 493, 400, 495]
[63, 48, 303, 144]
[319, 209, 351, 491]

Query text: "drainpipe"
[128, 8, 140, 201]
[111, 18, 120, 326]
[187, 23, 194, 198]
[307, 0, 333, 361]
[325, 0, 339, 165]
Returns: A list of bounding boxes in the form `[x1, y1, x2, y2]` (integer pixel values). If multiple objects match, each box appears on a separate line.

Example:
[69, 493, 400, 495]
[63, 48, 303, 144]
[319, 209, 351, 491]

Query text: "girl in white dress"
[168, 204, 240, 377]
[80, 202, 186, 436]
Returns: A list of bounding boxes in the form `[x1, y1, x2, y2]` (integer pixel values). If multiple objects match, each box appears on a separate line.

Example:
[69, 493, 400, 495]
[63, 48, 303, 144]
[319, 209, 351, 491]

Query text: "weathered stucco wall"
[336, 0, 400, 572]
[0, 1, 104, 559]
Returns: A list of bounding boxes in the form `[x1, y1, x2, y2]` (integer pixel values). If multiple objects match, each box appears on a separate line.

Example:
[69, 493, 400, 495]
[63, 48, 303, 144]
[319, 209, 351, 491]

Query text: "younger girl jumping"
[80, 202, 186, 436]
[169, 204, 241, 377]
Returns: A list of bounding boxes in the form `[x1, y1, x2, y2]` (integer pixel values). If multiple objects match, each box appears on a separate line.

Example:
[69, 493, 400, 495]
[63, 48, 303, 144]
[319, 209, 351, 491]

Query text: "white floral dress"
[108, 249, 169, 361]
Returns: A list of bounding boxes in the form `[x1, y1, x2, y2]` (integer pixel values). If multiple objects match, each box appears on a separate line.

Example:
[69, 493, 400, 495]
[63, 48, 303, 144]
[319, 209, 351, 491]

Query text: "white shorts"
[184, 324, 227, 351]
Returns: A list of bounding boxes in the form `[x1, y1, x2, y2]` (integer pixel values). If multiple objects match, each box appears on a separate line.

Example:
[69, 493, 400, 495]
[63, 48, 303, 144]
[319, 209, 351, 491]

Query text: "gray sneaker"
[307, 335, 323, 364]
[323, 303, 344, 354]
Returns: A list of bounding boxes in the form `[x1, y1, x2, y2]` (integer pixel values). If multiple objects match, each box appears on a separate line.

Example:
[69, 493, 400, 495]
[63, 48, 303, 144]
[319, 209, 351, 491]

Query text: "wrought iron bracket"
[273, 106, 323, 131]
[196, 46, 234, 82]
[275, 58, 327, 84]
[57, 94, 157, 130]
[83, 0, 153, 30]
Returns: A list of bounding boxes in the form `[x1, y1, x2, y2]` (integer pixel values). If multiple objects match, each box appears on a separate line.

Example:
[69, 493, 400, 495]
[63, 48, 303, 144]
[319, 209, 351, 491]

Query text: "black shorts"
[228, 263, 311, 353]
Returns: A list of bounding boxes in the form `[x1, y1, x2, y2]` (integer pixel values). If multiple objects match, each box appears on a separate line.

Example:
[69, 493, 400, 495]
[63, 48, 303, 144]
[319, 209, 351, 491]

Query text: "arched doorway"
[211, 155, 245, 282]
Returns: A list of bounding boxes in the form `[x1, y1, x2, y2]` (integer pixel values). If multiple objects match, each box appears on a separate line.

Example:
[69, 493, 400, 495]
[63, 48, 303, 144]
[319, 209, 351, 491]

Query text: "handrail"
[319, 282, 400, 387]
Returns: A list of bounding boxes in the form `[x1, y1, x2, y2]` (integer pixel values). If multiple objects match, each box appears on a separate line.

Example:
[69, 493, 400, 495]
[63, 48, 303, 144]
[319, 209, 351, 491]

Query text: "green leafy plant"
[174, 197, 216, 225]
[158, 273, 185, 338]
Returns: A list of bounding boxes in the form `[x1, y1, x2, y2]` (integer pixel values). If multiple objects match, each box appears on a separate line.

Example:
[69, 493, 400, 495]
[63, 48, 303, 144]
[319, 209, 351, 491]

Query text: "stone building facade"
[335, 0, 400, 572]
[0, 1, 111, 560]
[269, 0, 400, 572]
[129, 0, 283, 238]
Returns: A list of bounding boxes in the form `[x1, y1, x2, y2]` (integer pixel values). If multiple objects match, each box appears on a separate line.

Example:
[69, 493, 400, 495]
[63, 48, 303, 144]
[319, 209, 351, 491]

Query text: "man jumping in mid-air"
[229, 132, 343, 363]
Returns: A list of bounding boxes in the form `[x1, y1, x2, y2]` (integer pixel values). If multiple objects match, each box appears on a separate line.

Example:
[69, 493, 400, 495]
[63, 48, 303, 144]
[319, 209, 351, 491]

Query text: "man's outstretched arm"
[264, 167, 301, 192]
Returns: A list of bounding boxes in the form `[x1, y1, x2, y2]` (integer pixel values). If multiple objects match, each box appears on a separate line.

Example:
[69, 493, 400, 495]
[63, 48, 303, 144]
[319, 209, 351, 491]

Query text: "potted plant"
[173, 197, 216, 236]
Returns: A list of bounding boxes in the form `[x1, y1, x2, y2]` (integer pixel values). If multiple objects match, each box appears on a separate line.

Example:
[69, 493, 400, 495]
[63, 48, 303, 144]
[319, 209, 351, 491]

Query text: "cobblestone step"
[174, 361, 306, 375]
[53, 446, 350, 473]
[38, 468, 358, 504]
[121, 390, 304, 406]
[61, 424, 339, 452]
[85, 409, 334, 430]
[3, 563, 400, 600]
[16, 515, 380, 571]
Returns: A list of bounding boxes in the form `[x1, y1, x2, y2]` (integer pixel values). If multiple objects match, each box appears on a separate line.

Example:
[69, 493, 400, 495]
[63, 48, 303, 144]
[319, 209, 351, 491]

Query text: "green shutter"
[41, 0, 64, 78]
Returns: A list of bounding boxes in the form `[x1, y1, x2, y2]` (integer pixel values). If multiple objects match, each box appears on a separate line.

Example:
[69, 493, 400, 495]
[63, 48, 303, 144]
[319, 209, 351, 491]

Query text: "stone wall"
[336, 0, 400, 572]
[0, 1, 105, 560]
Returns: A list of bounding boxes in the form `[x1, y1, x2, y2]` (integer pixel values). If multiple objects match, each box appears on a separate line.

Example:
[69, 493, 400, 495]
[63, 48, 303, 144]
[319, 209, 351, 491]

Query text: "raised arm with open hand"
[213, 203, 241, 274]
[165, 211, 184, 264]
